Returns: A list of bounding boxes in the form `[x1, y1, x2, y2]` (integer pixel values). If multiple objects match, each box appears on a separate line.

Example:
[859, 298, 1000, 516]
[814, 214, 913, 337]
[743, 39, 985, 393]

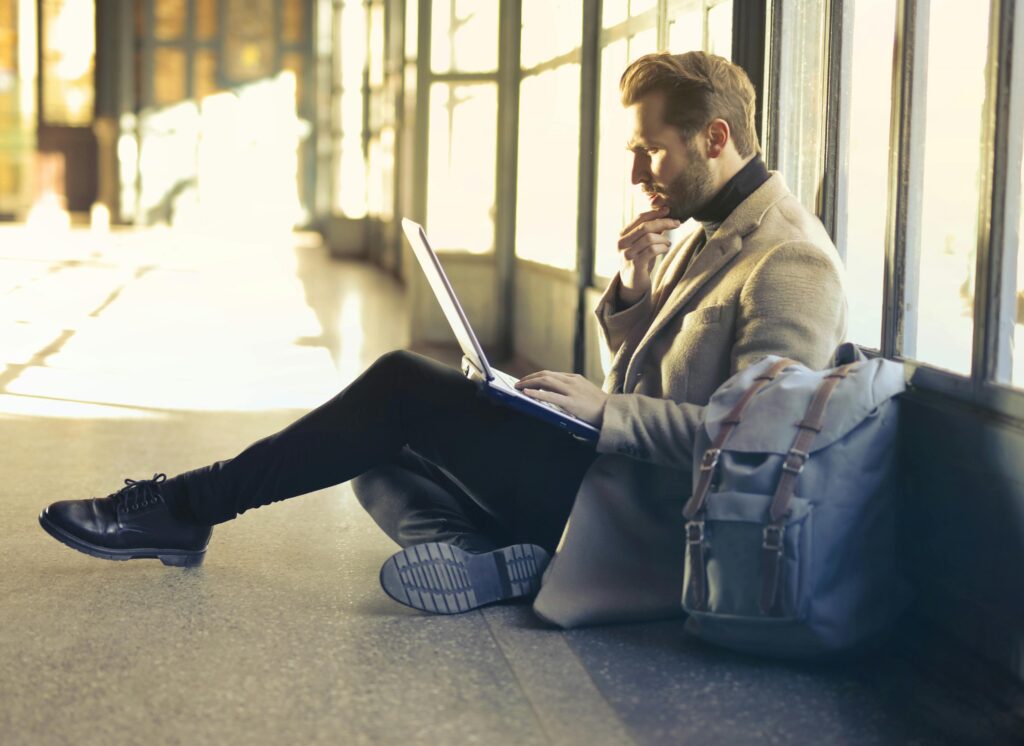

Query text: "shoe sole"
[379, 542, 550, 615]
[38, 511, 206, 568]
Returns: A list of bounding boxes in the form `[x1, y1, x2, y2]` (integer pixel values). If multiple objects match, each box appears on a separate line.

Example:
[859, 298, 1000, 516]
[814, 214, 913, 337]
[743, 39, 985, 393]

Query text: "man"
[38, 52, 846, 625]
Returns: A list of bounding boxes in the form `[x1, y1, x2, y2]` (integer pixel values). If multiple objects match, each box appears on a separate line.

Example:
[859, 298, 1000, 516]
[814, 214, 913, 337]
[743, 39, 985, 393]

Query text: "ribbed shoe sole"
[38, 511, 206, 568]
[379, 542, 550, 614]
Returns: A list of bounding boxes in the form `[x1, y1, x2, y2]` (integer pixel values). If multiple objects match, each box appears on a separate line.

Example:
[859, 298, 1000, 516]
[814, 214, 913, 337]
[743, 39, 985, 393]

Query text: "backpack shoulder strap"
[759, 362, 860, 615]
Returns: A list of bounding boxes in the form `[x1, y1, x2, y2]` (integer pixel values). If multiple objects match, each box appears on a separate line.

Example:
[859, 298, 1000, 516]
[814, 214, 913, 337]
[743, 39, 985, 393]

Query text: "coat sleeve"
[594, 273, 654, 358]
[595, 241, 847, 470]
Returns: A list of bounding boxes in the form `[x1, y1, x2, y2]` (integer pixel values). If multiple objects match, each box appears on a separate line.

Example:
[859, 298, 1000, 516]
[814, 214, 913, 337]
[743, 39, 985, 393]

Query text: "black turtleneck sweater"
[694, 153, 770, 234]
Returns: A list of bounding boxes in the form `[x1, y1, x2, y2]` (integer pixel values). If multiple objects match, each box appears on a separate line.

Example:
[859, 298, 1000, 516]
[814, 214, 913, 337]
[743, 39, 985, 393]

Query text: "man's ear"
[705, 119, 730, 159]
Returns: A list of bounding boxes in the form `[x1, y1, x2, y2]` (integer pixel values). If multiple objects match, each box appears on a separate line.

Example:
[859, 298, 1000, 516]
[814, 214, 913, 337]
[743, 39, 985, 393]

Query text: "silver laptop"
[401, 218, 600, 441]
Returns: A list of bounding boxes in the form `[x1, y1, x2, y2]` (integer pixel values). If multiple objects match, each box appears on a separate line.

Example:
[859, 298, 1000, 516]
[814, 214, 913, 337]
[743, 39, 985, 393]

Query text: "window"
[909, 1, 991, 375]
[423, 0, 499, 252]
[770, 0, 828, 214]
[431, 0, 498, 74]
[838, 0, 897, 351]
[426, 82, 497, 253]
[514, 0, 583, 269]
[331, 0, 367, 218]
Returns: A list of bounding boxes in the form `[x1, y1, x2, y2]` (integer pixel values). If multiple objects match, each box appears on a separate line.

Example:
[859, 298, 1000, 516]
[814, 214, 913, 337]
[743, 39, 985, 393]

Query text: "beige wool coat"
[532, 172, 848, 628]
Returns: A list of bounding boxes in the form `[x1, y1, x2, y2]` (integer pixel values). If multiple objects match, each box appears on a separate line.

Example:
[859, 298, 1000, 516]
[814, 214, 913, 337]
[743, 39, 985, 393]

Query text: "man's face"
[626, 92, 715, 222]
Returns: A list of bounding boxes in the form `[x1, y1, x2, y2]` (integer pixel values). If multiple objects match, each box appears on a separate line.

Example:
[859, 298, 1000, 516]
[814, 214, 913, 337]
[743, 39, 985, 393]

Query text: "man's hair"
[620, 51, 760, 158]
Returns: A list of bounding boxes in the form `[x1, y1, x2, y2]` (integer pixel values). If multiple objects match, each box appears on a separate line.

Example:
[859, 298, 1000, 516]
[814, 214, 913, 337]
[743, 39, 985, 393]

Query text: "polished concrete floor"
[0, 224, 1009, 744]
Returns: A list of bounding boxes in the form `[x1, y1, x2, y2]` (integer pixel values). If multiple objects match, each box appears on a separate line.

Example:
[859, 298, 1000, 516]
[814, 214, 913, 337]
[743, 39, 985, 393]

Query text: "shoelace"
[110, 473, 168, 514]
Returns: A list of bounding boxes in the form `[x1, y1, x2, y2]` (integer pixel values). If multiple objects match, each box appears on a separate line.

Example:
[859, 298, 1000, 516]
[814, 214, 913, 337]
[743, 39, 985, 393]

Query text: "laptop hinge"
[461, 355, 488, 383]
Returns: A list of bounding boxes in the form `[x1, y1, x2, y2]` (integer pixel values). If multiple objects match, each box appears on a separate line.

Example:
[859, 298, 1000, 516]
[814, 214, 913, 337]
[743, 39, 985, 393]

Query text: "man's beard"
[645, 154, 716, 222]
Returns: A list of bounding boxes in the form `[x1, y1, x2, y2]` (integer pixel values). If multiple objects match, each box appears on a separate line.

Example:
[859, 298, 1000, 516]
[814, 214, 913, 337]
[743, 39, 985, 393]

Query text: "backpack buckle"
[686, 520, 705, 545]
[762, 524, 785, 550]
[699, 448, 721, 472]
[781, 448, 809, 475]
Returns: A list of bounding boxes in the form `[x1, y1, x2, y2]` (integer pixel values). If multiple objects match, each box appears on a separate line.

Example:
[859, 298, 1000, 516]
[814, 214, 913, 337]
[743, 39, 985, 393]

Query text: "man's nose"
[630, 153, 651, 185]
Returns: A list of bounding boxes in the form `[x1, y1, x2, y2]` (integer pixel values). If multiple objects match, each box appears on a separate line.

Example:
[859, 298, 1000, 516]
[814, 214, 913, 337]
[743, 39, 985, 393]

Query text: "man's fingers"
[623, 233, 671, 260]
[521, 387, 570, 407]
[618, 218, 681, 250]
[619, 206, 669, 236]
[515, 372, 575, 393]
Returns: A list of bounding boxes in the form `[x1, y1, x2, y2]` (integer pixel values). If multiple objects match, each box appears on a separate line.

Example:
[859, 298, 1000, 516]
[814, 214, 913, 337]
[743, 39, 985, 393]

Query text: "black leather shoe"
[38, 473, 212, 567]
[379, 542, 550, 614]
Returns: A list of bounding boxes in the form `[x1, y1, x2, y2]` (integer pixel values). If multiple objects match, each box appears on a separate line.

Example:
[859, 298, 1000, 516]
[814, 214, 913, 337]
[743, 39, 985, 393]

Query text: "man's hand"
[514, 371, 609, 428]
[617, 206, 681, 305]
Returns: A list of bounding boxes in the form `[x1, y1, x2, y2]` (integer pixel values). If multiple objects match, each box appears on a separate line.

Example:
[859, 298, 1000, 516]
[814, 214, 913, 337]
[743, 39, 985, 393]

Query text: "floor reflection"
[0, 224, 406, 418]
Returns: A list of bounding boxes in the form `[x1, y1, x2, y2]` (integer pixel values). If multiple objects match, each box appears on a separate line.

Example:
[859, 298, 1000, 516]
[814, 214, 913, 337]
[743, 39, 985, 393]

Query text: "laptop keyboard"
[493, 369, 576, 418]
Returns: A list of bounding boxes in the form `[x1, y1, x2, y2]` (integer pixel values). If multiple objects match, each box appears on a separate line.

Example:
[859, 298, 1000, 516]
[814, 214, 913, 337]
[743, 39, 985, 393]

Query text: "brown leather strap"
[759, 362, 860, 615]
[682, 357, 795, 520]
[682, 357, 794, 612]
[767, 363, 858, 523]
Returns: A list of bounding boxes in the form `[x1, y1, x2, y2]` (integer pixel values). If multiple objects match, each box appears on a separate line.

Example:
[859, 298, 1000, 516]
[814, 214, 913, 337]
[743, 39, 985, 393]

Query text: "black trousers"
[165, 350, 597, 554]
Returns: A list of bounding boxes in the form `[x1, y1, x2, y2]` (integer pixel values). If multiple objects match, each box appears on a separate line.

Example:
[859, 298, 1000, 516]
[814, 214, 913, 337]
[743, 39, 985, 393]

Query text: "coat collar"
[618, 172, 791, 389]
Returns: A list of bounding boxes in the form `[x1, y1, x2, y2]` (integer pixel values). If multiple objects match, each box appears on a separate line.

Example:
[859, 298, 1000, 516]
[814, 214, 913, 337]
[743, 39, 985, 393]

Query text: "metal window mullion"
[494, 0, 521, 359]
[428, 71, 500, 83]
[141, 0, 154, 110]
[762, 0, 781, 168]
[819, 0, 851, 252]
[974, 0, 1022, 386]
[656, 0, 668, 50]
[882, 0, 927, 361]
[411, 0, 430, 226]
[574, 0, 601, 373]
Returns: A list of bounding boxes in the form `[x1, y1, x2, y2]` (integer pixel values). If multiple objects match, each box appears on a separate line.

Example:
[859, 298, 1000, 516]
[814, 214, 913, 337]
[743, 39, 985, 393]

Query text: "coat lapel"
[620, 172, 790, 389]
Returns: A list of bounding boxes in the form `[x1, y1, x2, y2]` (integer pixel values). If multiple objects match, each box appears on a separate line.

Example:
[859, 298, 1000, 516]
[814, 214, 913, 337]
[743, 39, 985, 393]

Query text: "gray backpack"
[680, 346, 912, 657]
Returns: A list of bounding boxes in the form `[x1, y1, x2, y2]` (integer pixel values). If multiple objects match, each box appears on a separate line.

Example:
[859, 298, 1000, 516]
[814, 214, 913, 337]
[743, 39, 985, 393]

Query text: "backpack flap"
[702, 354, 905, 456]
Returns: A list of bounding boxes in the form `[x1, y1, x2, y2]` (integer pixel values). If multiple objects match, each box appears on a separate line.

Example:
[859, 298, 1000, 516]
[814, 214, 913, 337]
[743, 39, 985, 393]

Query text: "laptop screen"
[401, 218, 492, 380]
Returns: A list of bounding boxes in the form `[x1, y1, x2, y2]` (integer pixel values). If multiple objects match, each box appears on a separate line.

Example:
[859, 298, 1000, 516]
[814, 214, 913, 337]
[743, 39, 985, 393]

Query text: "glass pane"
[431, 0, 498, 74]
[629, 27, 657, 59]
[521, 0, 582, 70]
[630, 0, 657, 16]
[341, 89, 362, 137]
[368, 3, 384, 87]
[774, 0, 827, 213]
[594, 40, 629, 279]
[841, 0, 896, 351]
[153, 47, 187, 105]
[515, 64, 581, 269]
[41, 0, 95, 126]
[282, 0, 305, 44]
[426, 82, 497, 253]
[911, 0, 991, 374]
[707, 1, 733, 58]
[668, 4, 702, 54]
[603, 0, 628, 28]
[153, 0, 186, 41]
[195, 0, 217, 41]
[193, 49, 219, 101]
[340, 0, 366, 91]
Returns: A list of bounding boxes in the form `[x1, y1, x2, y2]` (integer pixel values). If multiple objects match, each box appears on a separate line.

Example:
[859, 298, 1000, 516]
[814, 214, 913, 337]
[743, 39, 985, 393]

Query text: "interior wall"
[902, 392, 1024, 678]
[511, 262, 577, 374]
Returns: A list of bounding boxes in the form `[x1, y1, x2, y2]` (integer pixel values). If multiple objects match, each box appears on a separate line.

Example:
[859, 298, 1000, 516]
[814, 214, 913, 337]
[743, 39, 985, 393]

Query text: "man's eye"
[646, 148, 660, 155]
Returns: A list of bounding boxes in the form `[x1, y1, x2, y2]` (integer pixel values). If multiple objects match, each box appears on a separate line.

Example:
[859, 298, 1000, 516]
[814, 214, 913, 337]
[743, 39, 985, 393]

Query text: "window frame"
[806, 0, 1024, 419]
